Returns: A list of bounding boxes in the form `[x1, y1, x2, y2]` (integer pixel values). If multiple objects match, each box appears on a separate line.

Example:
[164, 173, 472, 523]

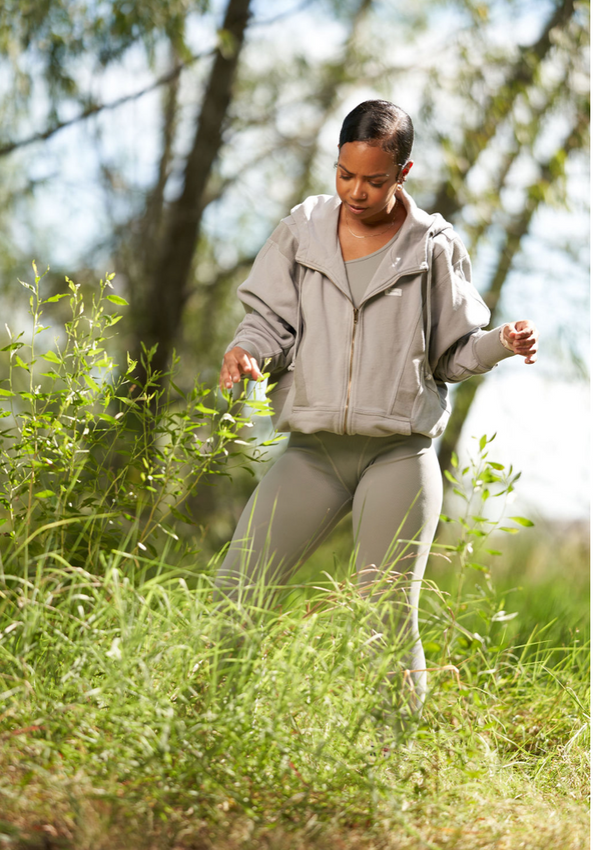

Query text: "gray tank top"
[344, 241, 391, 307]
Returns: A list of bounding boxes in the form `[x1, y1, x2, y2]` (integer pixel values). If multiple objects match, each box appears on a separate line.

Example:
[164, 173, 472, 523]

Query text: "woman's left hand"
[502, 320, 539, 364]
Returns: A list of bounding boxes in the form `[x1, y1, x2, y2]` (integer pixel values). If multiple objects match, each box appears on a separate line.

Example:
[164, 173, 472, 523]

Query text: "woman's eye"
[370, 182, 384, 188]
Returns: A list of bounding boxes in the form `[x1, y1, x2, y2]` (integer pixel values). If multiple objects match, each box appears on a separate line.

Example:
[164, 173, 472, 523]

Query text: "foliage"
[0, 265, 277, 574]
[0, 0, 208, 106]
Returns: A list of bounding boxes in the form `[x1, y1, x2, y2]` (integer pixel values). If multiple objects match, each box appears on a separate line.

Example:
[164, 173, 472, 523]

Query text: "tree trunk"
[135, 0, 253, 379]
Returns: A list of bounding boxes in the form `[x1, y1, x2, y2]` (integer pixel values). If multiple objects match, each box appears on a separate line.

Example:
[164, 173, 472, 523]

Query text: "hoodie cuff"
[473, 325, 516, 368]
[224, 339, 262, 365]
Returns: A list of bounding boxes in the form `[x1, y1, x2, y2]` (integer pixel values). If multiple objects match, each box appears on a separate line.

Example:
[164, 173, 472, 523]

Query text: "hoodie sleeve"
[429, 232, 515, 384]
[224, 221, 300, 373]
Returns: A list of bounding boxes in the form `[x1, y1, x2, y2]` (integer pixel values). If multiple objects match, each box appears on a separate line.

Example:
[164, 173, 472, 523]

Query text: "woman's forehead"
[337, 141, 397, 174]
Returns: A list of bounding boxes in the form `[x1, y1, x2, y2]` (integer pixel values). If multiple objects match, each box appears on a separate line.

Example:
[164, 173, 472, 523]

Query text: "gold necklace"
[345, 203, 398, 239]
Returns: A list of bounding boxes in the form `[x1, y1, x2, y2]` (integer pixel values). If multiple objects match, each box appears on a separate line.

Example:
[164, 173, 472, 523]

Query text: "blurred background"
[0, 1, 590, 604]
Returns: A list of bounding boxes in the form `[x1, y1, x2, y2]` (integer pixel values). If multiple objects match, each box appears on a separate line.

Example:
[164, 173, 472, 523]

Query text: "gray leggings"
[215, 430, 443, 710]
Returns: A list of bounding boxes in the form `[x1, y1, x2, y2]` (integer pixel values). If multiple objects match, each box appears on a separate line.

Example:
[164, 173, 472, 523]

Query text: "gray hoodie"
[225, 191, 513, 438]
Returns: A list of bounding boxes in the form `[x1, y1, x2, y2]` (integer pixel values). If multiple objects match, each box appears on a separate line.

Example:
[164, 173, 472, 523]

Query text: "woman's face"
[336, 141, 405, 224]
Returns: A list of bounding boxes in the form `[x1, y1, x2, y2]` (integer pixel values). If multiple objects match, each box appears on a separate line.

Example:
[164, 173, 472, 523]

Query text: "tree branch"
[0, 47, 214, 158]
[433, 0, 576, 221]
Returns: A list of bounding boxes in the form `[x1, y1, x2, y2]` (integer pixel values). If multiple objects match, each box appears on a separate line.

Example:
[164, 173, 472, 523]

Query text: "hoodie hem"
[283, 408, 414, 437]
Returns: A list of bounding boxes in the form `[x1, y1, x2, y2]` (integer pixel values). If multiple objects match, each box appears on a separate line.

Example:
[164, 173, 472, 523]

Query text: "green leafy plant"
[421, 433, 535, 677]
[0, 264, 276, 576]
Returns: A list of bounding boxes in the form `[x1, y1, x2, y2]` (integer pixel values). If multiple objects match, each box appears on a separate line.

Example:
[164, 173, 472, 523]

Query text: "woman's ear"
[402, 161, 414, 180]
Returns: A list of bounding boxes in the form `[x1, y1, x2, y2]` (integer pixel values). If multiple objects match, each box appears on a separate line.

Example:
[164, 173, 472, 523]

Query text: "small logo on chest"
[384, 287, 403, 297]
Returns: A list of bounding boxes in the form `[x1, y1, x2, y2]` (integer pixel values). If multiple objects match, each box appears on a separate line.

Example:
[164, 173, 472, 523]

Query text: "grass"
[0, 521, 590, 849]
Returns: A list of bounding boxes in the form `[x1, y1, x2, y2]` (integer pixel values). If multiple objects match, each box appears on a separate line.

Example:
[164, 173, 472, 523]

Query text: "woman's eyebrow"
[338, 163, 390, 178]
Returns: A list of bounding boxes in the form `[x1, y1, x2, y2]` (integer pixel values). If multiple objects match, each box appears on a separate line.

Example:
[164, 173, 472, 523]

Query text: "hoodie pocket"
[266, 369, 295, 421]
[387, 317, 423, 419]
[410, 373, 449, 437]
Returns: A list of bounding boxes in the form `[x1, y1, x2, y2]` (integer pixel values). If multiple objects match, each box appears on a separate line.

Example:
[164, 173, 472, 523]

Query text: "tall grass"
[0, 270, 589, 849]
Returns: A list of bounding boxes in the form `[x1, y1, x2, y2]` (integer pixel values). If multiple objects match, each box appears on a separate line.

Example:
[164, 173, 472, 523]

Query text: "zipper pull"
[354, 309, 359, 324]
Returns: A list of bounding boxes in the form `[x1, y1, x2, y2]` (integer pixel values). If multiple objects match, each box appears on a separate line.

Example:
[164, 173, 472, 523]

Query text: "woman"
[217, 100, 538, 720]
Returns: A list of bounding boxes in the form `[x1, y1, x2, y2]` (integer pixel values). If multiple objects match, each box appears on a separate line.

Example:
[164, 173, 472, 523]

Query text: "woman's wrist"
[499, 324, 513, 352]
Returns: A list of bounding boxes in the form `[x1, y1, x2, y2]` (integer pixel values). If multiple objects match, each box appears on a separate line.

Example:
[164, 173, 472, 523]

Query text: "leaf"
[466, 562, 489, 573]
[169, 379, 186, 397]
[41, 351, 61, 364]
[45, 293, 69, 303]
[106, 295, 129, 306]
[444, 470, 459, 484]
[170, 506, 195, 525]
[0, 388, 14, 397]
[479, 468, 501, 484]
[509, 516, 534, 527]
[35, 490, 55, 499]
[499, 527, 519, 534]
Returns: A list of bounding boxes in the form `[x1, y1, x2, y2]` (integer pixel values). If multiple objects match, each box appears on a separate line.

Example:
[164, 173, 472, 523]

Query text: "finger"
[511, 337, 535, 348]
[238, 355, 251, 375]
[220, 364, 235, 391]
[250, 358, 263, 380]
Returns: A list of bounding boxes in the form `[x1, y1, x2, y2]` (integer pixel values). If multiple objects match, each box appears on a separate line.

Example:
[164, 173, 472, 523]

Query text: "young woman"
[217, 100, 538, 719]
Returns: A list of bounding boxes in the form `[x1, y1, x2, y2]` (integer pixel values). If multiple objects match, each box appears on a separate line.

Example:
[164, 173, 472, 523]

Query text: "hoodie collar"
[291, 191, 451, 303]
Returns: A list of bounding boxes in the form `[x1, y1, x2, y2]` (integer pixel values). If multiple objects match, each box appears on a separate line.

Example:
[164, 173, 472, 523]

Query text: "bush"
[0, 264, 279, 578]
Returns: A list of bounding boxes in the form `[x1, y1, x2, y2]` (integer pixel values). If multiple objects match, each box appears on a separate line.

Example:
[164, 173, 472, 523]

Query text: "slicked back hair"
[339, 100, 414, 174]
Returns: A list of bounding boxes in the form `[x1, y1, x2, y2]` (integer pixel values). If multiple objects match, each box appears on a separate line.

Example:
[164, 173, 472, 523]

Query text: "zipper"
[342, 307, 359, 434]
[291, 258, 429, 424]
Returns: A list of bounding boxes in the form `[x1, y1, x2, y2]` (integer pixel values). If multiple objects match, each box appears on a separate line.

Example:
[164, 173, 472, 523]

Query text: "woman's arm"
[220, 221, 300, 392]
[429, 234, 538, 382]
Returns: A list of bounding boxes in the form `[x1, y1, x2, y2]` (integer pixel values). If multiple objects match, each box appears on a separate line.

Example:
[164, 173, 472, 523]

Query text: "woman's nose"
[351, 181, 367, 199]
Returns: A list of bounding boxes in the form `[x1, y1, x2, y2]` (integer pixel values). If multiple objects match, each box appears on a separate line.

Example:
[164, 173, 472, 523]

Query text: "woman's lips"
[348, 203, 367, 214]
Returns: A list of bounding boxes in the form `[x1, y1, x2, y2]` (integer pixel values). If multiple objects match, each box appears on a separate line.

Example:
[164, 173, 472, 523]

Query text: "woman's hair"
[338, 100, 414, 173]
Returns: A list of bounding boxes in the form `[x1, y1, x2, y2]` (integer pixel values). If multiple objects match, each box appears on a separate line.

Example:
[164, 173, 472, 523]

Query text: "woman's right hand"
[220, 346, 263, 392]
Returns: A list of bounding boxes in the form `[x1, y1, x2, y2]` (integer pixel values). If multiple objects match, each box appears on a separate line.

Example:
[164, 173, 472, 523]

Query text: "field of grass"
[0, 520, 590, 850]
[0, 274, 590, 849]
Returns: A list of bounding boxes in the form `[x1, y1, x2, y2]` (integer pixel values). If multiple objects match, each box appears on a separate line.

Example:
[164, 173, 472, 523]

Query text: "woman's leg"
[351, 444, 443, 718]
[215, 433, 354, 607]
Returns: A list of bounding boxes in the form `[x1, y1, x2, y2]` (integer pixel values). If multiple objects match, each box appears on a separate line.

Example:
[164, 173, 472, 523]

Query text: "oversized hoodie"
[225, 191, 514, 438]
